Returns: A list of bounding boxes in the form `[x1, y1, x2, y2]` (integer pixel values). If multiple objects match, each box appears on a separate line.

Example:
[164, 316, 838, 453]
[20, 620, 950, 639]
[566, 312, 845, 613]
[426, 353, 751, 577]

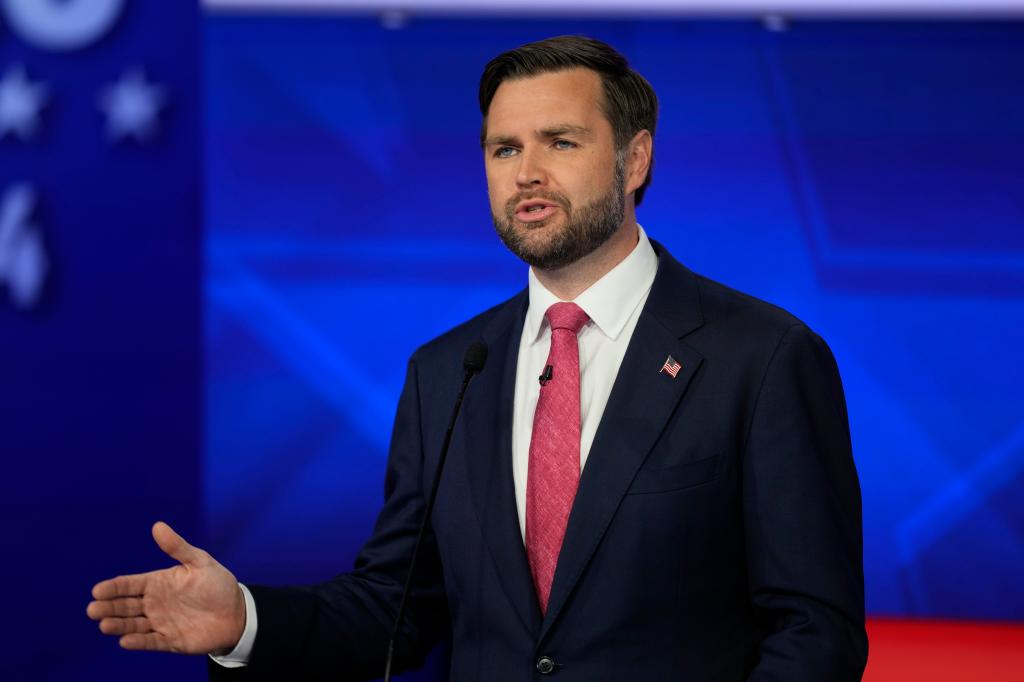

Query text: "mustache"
[503, 190, 571, 215]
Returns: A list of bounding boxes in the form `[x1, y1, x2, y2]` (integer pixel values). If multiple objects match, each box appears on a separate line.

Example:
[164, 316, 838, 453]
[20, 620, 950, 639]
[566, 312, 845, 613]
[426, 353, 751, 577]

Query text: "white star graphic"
[0, 64, 49, 141]
[97, 68, 167, 142]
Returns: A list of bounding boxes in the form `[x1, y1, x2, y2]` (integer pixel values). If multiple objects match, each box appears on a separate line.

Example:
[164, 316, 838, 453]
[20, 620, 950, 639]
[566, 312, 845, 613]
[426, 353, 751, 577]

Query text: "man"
[88, 36, 867, 680]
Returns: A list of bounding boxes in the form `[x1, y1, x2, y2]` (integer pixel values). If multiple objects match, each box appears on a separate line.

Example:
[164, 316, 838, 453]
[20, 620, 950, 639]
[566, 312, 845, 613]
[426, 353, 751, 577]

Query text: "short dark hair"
[479, 35, 658, 206]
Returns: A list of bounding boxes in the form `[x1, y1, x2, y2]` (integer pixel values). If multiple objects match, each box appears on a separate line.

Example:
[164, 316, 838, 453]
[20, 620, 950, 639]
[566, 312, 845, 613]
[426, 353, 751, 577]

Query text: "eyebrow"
[482, 133, 519, 148]
[538, 124, 592, 139]
[482, 123, 593, 148]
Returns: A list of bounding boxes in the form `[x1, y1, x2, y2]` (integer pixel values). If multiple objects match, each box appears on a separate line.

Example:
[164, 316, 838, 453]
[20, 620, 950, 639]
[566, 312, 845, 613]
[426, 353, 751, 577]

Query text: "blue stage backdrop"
[0, 2, 203, 680]
[203, 12, 1024, 652]
[3, 7, 1022, 682]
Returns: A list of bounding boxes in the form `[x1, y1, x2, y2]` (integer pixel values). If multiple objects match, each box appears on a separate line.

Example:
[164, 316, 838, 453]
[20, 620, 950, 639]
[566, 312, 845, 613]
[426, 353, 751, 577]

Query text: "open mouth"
[515, 200, 560, 223]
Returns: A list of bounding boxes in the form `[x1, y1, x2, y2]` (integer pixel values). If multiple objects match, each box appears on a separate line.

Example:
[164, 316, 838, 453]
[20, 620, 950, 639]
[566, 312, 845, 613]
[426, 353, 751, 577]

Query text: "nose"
[515, 146, 547, 188]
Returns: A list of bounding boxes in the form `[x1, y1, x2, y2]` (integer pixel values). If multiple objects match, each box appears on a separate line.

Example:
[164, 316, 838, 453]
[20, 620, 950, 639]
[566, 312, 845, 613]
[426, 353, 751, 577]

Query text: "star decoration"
[97, 68, 167, 142]
[0, 64, 49, 141]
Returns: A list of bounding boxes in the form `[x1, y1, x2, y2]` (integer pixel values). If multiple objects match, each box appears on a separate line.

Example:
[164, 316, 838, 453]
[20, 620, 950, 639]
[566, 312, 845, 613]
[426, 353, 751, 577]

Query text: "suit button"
[536, 656, 556, 675]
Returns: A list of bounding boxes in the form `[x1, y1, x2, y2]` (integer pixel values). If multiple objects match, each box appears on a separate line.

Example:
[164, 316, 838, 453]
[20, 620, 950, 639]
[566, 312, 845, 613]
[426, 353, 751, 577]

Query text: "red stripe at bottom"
[865, 618, 1024, 682]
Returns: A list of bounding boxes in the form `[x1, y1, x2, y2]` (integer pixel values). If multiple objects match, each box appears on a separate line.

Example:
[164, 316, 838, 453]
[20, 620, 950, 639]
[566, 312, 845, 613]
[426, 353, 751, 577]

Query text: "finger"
[100, 616, 152, 636]
[152, 521, 204, 567]
[119, 632, 171, 652]
[87, 597, 145, 620]
[92, 573, 148, 600]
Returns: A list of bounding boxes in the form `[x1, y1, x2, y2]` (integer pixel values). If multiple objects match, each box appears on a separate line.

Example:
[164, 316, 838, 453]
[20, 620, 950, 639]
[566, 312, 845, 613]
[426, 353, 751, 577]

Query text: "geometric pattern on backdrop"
[203, 15, 1024, 627]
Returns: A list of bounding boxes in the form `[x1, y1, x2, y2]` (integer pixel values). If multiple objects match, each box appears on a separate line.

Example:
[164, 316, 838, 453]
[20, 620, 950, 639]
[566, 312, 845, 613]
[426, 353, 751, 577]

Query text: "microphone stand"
[383, 343, 487, 682]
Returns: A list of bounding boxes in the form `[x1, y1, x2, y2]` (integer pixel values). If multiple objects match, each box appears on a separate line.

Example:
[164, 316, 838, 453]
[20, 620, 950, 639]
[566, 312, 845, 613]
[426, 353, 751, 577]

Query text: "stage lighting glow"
[202, 0, 1024, 17]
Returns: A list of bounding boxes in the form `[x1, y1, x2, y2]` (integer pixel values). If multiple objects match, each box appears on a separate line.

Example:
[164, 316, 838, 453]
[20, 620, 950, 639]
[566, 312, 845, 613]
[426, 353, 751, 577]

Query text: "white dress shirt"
[512, 226, 657, 538]
[214, 226, 659, 668]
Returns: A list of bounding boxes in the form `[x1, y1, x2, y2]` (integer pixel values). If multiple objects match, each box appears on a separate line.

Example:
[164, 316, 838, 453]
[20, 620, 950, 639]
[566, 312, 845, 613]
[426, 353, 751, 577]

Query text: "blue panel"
[203, 14, 1024, 679]
[0, 3, 203, 679]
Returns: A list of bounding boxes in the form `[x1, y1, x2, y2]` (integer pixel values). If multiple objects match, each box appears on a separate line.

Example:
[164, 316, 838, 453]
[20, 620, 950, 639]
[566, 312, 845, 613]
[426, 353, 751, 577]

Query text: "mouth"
[514, 199, 560, 224]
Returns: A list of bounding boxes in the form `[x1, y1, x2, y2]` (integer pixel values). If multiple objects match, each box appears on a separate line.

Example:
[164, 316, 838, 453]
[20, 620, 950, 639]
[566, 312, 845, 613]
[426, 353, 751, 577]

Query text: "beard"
[491, 157, 626, 271]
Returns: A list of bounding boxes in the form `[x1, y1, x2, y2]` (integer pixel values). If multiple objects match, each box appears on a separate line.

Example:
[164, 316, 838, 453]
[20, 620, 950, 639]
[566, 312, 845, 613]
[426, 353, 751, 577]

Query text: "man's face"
[483, 68, 626, 271]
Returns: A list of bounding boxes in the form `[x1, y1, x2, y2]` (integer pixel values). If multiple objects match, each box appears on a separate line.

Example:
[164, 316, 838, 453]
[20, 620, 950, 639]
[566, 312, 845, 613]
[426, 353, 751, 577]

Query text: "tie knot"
[545, 302, 590, 335]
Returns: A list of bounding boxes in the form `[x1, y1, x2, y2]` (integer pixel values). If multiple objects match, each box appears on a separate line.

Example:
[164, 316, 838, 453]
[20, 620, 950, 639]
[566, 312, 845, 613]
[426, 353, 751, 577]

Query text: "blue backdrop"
[1, 2, 203, 679]
[204, 16, 1024, 627]
[1, 7, 1022, 681]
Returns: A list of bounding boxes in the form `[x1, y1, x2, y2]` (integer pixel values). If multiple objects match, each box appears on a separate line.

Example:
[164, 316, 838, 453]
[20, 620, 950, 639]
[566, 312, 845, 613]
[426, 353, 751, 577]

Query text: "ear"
[623, 129, 653, 197]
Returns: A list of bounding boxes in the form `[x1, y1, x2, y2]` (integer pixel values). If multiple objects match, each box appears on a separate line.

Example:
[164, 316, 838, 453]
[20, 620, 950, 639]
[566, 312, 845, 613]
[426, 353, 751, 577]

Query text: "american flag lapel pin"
[660, 355, 682, 378]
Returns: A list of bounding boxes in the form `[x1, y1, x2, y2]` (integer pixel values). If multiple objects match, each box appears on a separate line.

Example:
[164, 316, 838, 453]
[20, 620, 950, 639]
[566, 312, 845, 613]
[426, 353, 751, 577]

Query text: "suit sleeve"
[209, 355, 450, 681]
[743, 324, 868, 681]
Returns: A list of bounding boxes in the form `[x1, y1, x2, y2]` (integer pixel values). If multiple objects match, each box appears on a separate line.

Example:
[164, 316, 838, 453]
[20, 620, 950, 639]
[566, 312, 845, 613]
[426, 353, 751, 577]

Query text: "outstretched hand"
[87, 522, 246, 654]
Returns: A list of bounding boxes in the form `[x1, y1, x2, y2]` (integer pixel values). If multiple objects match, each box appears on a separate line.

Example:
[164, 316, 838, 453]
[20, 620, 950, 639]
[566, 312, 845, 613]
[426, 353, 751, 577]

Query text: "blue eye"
[554, 139, 576, 150]
[494, 147, 516, 158]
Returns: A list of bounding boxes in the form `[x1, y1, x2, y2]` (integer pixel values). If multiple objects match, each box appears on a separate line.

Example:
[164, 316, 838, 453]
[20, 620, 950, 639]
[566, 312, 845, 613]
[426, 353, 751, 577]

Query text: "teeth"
[527, 205, 544, 212]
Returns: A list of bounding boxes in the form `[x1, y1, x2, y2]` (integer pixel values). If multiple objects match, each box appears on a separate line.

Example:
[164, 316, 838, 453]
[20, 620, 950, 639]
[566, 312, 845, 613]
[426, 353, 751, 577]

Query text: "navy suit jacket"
[211, 242, 867, 681]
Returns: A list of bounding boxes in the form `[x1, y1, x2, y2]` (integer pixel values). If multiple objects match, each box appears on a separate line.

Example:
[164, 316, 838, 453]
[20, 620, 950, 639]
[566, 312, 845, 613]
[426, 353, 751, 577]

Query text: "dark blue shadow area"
[1, 3, 202, 680]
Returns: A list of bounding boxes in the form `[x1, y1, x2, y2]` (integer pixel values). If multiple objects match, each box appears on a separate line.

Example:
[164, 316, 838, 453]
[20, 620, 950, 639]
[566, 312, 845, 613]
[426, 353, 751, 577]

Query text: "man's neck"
[532, 218, 640, 301]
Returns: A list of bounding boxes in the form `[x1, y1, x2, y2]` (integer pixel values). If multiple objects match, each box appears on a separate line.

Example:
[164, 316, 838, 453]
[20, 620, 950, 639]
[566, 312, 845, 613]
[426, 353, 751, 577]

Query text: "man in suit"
[88, 36, 867, 680]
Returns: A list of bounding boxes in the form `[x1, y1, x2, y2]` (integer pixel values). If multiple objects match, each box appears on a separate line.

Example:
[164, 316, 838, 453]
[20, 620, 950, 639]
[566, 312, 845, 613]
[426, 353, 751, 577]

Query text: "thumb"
[152, 521, 205, 567]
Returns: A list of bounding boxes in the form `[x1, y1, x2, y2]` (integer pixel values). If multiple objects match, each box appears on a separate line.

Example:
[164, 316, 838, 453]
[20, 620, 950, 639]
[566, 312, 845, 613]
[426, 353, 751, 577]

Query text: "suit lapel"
[539, 247, 706, 642]
[460, 290, 543, 634]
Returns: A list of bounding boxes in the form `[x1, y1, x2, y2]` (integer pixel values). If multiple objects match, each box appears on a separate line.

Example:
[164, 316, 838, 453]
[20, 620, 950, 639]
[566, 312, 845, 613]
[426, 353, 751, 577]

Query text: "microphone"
[538, 364, 553, 386]
[383, 341, 488, 682]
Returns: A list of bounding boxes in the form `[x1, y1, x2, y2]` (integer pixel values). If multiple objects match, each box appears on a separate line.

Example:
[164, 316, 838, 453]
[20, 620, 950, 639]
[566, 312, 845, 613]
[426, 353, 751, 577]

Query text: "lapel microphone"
[538, 364, 553, 386]
[383, 341, 488, 682]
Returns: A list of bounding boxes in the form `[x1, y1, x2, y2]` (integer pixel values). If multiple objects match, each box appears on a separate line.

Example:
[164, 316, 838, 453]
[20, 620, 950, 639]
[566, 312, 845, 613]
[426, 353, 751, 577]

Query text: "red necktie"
[526, 301, 590, 613]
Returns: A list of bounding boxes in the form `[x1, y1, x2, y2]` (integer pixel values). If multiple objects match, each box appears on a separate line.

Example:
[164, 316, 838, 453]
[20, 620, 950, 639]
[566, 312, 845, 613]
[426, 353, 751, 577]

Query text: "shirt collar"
[524, 224, 659, 345]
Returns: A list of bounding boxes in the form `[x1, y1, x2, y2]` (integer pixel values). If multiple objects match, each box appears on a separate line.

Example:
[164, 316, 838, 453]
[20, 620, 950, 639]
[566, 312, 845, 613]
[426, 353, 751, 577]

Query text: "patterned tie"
[526, 301, 590, 614]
